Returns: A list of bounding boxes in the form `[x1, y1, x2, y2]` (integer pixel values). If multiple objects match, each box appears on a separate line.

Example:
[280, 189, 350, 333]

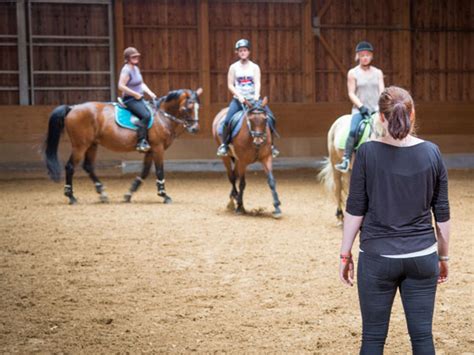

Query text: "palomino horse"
[318, 112, 383, 223]
[212, 98, 282, 218]
[44, 88, 203, 204]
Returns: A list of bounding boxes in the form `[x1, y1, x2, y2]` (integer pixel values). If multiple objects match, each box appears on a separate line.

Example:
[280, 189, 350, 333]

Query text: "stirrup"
[271, 146, 280, 158]
[335, 158, 350, 173]
[136, 140, 151, 153]
[217, 144, 229, 157]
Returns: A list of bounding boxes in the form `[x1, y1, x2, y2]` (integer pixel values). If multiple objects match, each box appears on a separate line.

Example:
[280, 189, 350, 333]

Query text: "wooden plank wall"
[0, 0, 472, 169]
[313, 0, 473, 102]
[0, 1, 19, 105]
[121, 0, 200, 97]
[30, 2, 111, 104]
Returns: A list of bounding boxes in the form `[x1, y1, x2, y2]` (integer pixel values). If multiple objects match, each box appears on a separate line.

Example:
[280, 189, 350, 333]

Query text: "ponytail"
[379, 86, 415, 140]
[388, 102, 411, 139]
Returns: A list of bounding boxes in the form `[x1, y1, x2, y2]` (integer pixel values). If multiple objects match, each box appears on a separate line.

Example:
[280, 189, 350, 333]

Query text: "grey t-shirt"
[351, 65, 382, 114]
[121, 64, 143, 97]
[346, 140, 450, 255]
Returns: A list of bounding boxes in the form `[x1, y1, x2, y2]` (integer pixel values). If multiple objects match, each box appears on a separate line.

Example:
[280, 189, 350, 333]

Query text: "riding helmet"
[235, 39, 251, 50]
[123, 47, 140, 62]
[355, 41, 374, 53]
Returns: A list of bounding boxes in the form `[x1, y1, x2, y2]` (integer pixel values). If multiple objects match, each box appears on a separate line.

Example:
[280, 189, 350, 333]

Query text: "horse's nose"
[253, 137, 264, 147]
[188, 124, 199, 134]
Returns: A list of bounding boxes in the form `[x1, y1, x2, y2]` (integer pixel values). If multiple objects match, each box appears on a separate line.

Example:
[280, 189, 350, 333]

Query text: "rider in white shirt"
[217, 39, 279, 158]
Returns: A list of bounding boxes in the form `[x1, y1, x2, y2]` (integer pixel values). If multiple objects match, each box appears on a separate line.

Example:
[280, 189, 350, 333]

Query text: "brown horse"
[44, 88, 203, 204]
[212, 98, 281, 218]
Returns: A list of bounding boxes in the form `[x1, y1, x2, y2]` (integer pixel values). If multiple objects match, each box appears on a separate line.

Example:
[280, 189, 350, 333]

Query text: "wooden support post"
[396, 0, 411, 90]
[16, 0, 29, 105]
[114, 0, 124, 80]
[198, 0, 211, 131]
[302, 0, 315, 102]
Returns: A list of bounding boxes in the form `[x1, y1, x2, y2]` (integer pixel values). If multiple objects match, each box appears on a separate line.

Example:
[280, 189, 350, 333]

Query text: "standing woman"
[339, 86, 450, 354]
[217, 39, 279, 158]
[118, 47, 157, 153]
[335, 41, 385, 173]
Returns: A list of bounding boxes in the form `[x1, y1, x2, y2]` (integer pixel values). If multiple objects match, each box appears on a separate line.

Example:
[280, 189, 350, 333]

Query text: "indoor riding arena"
[1, 0, 473, 353]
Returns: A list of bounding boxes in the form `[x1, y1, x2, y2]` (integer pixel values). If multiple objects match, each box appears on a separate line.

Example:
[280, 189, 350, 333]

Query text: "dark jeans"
[357, 252, 439, 355]
[123, 96, 152, 126]
[349, 112, 365, 138]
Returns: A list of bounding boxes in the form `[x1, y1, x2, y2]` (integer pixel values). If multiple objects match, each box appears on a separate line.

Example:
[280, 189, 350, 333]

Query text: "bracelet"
[438, 255, 449, 262]
[340, 254, 352, 264]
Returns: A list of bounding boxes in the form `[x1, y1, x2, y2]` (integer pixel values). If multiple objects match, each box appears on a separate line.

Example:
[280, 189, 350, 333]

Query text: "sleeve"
[120, 65, 130, 78]
[346, 145, 368, 216]
[431, 148, 450, 222]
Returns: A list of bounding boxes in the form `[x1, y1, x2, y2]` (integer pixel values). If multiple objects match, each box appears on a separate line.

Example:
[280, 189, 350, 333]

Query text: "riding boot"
[335, 136, 355, 173]
[136, 123, 151, 153]
[217, 123, 231, 157]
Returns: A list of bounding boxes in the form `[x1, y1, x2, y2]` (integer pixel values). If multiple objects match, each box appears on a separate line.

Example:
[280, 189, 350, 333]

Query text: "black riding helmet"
[355, 41, 374, 53]
[235, 39, 251, 50]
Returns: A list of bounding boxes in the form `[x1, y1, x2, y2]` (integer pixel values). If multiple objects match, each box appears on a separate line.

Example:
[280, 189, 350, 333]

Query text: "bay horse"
[44, 88, 203, 204]
[318, 112, 383, 223]
[212, 97, 281, 218]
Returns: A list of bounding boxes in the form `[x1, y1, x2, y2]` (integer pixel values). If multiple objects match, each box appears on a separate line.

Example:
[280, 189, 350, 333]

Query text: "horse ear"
[243, 98, 253, 108]
[261, 96, 268, 107]
[195, 87, 203, 96]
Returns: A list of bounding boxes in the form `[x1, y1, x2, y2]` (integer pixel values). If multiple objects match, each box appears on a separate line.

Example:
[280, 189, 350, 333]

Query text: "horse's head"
[245, 97, 269, 148]
[158, 88, 203, 134]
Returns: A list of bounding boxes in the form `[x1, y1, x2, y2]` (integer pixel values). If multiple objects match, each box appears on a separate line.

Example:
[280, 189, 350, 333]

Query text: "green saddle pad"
[337, 114, 375, 150]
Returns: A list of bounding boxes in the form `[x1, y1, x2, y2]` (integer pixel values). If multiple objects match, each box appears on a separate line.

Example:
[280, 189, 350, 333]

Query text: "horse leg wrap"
[94, 182, 104, 194]
[156, 179, 166, 196]
[267, 174, 281, 207]
[64, 184, 73, 197]
[130, 177, 143, 193]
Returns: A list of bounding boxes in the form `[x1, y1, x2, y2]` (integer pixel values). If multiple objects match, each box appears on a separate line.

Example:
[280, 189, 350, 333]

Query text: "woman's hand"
[438, 261, 449, 284]
[134, 93, 143, 100]
[339, 255, 354, 287]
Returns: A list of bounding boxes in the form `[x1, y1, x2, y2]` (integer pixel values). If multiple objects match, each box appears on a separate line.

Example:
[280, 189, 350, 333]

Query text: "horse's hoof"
[164, 197, 172, 204]
[235, 207, 245, 215]
[68, 197, 77, 205]
[227, 199, 235, 211]
[272, 211, 282, 219]
[99, 194, 109, 203]
[123, 193, 132, 203]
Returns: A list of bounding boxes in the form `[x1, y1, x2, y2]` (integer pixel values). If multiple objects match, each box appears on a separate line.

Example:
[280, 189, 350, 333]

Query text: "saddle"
[337, 113, 374, 150]
[114, 99, 154, 131]
[217, 110, 246, 141]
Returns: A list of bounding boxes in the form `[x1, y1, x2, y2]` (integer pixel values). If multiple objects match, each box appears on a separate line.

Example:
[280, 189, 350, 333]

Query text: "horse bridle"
[246, 106, 268, 141]
[154, 93, 199, 129]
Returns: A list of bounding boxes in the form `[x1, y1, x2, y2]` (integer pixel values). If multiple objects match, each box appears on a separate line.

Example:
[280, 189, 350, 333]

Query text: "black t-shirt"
[346, 140, 450, 255]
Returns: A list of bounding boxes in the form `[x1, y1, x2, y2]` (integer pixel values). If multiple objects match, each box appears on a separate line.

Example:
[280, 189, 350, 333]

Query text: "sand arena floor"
[0, 170, 473, 353]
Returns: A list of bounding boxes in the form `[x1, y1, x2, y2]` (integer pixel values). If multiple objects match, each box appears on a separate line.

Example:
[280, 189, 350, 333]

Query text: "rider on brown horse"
[118, 47, 157, 153]
[217, 39, 279, 158]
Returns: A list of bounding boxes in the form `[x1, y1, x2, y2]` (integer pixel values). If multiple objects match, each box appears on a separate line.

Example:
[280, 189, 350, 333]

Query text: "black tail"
[44, 105, 71, 182]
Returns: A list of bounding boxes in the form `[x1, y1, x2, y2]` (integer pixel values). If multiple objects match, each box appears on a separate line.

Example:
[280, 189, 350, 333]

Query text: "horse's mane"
[165, 90, 185, 102]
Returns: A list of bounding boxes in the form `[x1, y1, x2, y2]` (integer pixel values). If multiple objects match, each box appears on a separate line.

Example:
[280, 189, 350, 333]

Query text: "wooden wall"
[0, 0, 473, 169]
[0, 1, 19, 105]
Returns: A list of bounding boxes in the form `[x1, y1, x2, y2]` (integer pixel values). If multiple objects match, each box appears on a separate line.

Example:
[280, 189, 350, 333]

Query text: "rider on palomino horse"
[335, 41, 385, 173]
[217, 39, 279, 158]
[118, 47, 157, 153]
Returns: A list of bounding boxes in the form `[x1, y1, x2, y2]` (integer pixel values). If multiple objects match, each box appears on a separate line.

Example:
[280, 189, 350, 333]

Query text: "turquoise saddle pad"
[114, 103, 154, 130]
[217, 110, 245, 140]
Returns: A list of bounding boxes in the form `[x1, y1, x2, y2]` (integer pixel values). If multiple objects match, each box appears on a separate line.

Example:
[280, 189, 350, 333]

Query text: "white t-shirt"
[230, 60, 260, 100]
